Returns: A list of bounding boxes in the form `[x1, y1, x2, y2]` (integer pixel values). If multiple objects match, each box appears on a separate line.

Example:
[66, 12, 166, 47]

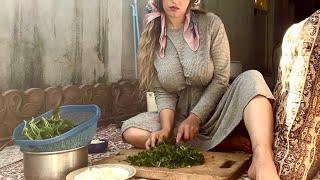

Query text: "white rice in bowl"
[74, 166, 130, 180]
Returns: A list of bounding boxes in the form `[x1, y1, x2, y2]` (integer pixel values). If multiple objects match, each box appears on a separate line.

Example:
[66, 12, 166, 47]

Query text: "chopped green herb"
[21, 107, 76, 140]
[126, 140, 204, 169]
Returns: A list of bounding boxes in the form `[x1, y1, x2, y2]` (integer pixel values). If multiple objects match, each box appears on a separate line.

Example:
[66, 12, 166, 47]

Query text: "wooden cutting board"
[95, 149, 252, 180]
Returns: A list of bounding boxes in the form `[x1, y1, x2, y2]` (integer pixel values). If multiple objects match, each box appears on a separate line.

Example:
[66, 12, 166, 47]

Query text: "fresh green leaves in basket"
[126, 139, 204, 169]
[21, 107, 76, 140]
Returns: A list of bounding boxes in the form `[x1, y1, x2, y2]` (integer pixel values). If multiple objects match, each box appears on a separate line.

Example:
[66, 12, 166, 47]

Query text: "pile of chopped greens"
[21, 107, 76, 140]
[126, 140, 204, 169]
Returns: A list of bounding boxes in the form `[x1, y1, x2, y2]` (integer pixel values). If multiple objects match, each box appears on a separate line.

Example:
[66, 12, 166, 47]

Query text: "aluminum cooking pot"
[22, 145, 88, 180]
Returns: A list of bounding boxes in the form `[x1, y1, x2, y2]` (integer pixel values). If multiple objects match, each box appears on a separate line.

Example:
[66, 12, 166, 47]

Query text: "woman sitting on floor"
[121, 0, 279, 179]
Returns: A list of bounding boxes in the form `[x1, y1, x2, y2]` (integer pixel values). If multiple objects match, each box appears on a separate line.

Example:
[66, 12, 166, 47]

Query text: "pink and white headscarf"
[144, 0, 201, 58]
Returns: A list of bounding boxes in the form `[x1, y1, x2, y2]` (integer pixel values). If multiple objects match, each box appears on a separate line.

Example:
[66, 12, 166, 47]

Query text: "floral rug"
[0, 124, 319, 180]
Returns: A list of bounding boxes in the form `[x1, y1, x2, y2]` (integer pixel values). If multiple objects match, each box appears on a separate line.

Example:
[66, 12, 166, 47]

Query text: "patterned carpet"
[0, 124, 319, 180]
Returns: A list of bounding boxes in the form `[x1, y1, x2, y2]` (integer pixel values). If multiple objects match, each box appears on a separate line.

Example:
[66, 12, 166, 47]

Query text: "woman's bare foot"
[248, 146, 279, 180]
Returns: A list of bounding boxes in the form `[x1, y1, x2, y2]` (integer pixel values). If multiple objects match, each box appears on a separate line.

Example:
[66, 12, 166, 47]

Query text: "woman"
[121, 0, 279, 179]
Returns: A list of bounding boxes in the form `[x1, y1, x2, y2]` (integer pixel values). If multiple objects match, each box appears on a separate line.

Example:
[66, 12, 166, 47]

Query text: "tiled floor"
[0, 124, 319, 180]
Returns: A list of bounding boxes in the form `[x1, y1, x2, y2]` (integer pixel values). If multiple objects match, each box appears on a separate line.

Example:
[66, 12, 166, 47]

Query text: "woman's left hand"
[176, 113, 202, 143]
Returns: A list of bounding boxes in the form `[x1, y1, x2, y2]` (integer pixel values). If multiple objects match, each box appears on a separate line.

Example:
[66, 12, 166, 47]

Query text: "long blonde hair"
[138, 17, 161, 92]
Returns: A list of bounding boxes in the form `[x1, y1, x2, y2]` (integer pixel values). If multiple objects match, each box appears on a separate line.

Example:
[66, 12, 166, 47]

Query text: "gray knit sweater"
[122, 12, 273, 150]
[153, 12, 230, 123]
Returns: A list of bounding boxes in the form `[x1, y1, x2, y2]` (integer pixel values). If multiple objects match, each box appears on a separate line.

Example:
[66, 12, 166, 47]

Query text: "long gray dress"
[121, 12, 274, 151]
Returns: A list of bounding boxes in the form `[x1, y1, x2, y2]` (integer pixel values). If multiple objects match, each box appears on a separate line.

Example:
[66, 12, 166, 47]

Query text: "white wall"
[0, 0, 112, 92]
[107, 0, 123, 82]
[122, 0, 147, 80]
[0, 0, 277, 92]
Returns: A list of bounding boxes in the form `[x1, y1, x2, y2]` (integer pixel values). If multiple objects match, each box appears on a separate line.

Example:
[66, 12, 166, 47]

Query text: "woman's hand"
[145, 128, 172, 150]
[176, 113, 202, 143]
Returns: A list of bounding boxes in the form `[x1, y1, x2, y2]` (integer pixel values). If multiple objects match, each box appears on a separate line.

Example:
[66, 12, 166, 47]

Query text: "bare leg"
[244, 95, 279, 180]
[123, 128, 150, 148]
